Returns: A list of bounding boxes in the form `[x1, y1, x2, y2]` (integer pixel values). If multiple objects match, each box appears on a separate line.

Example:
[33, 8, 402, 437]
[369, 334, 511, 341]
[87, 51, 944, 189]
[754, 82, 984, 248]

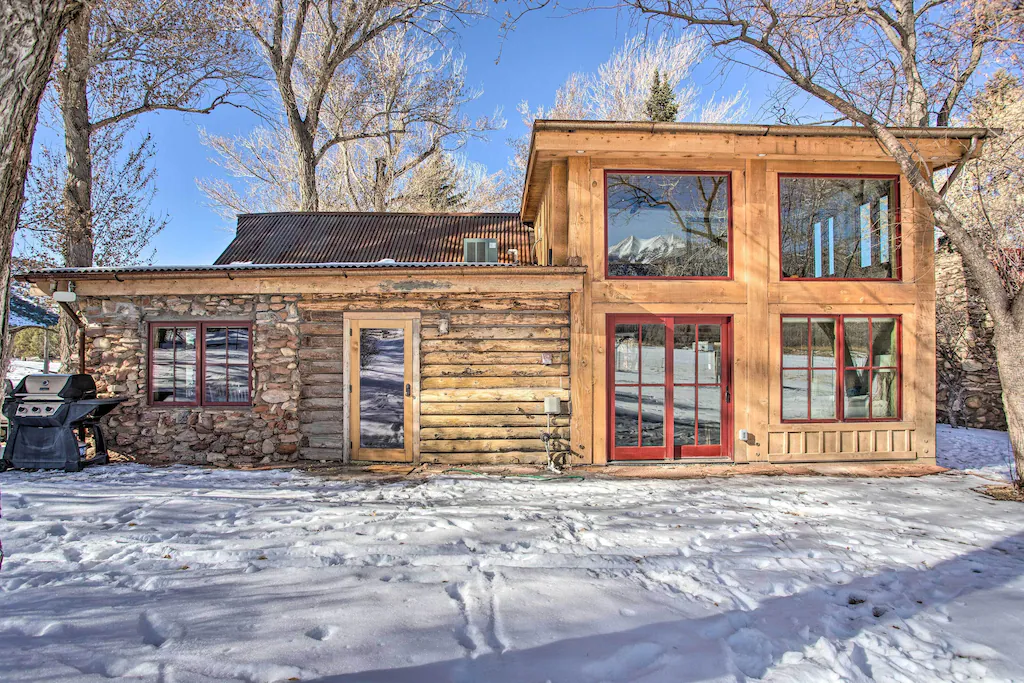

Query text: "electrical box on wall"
[544, 396, 561, 415]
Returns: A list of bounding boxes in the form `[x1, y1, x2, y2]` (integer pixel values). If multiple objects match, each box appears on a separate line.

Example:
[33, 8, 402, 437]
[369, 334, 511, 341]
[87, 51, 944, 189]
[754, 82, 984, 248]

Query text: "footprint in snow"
[305, 624, 337, 641]
[139, 611, 184, 648]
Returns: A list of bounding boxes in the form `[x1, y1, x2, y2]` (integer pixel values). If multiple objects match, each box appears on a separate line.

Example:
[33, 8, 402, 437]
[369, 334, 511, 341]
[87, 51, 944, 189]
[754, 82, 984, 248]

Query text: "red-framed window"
[608, 315, 733, 461]
[779, 174, 900, 281]
[780, 315, 901, 422]
[605, 170, 733, 280]
[149, 322, 252, 406]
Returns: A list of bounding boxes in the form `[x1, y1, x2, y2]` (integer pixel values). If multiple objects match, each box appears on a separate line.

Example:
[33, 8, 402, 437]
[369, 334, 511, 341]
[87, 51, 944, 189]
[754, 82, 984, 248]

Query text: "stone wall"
[935, 246, 1007, 430]
[81, 294, 302, 466]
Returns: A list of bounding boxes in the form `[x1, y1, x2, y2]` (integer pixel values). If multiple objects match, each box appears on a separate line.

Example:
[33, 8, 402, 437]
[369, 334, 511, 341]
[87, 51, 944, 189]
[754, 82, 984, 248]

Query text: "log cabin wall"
[61, 268, 583, 466]
[522, 126, 968, 466]
[297, 293, 573, 465]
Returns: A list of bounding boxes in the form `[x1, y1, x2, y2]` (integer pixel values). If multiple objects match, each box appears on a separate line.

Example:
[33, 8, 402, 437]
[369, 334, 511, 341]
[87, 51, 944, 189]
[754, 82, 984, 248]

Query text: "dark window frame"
[780, 314, 902, 423]
[778, 173, 902, 282]
[604, 169, 734, 281]
[147, 321, 254, 407]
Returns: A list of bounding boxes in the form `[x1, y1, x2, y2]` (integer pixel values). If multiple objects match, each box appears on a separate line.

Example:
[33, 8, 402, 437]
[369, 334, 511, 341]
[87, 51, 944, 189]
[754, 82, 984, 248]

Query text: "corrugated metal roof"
[214, 212, 534, 265]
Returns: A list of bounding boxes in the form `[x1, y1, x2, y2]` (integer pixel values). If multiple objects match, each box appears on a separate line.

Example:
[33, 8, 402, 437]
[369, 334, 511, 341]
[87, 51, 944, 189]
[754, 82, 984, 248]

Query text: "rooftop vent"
[464, 238, 499, 263]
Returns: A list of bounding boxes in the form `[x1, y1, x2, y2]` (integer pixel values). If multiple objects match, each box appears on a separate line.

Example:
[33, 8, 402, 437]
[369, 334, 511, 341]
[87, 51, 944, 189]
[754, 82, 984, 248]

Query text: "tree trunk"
[992, 327, 1024, 487]
[0, 1, 84, 368]
[58, 6, 92, 371]
[286, 117, 319, 212]
[59, 6, 93, 270]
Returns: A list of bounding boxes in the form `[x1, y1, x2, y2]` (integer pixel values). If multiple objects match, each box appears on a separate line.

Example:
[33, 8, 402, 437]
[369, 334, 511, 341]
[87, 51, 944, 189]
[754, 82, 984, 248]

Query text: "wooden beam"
[568, 155, 594, 465]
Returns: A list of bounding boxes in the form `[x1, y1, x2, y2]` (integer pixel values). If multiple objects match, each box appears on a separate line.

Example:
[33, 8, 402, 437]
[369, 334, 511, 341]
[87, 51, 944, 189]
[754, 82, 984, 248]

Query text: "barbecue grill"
[1, 374, 124, 472]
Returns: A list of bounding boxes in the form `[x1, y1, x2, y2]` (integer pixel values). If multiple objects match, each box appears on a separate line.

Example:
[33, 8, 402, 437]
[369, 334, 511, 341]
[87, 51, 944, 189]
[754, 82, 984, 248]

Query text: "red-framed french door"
[607, 315, 733, 461]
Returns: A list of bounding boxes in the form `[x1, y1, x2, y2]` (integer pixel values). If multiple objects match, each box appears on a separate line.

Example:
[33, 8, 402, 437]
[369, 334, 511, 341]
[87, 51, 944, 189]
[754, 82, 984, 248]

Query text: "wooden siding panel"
[297, 294, 572, 465]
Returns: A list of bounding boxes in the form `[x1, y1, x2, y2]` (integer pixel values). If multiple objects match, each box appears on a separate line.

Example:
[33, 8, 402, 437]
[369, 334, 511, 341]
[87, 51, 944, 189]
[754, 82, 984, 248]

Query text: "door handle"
[725, 387, 731, 403]
[405, 383, 411, 397]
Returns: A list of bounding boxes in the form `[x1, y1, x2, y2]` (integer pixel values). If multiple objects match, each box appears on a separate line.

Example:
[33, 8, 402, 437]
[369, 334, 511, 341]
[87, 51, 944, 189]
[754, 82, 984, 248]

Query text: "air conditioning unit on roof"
[463, 238, 499, 263]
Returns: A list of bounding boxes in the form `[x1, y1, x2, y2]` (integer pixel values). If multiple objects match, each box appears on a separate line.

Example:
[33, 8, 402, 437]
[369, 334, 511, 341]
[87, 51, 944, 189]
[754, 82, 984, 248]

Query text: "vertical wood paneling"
[568, 156, 595, 464]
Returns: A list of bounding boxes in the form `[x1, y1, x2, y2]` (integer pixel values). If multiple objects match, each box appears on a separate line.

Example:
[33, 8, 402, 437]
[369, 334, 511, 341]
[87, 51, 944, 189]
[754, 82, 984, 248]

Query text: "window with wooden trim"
[779, 175, 899, 280]
[149, 322, 252, 406]
[606, 171, 732, 278]
[781, 315, 901, 422]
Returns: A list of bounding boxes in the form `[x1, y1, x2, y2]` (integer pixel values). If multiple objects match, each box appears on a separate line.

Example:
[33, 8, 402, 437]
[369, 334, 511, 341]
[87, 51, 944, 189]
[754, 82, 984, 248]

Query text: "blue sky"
[40, 6, 796, 266]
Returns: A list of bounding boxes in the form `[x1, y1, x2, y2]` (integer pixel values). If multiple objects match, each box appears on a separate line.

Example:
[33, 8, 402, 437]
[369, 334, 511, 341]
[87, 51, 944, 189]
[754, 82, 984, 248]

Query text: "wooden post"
[567, 155, 594, 464]
[43, 327, 50, 373]
[745, 159, 770, 462]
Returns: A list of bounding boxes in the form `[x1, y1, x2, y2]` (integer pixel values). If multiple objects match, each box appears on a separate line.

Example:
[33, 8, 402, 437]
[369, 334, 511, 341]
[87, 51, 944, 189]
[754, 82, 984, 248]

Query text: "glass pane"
[614, 325, 640, 384]
[228, 328, 249, 364]
[673, 324, 696, 384]
[640, 324, 666, 385]
[640, 387, 665, 447]
[606, 173, 730, 277]
[781, 318, 808, 368]
[844, 318, 870, 367]
[359, 328, 406, 449]
[205, 327, 226, 357]
[872, 369, 897, 418]
[152, 328, 176, 402]
[782, 369, 809, 420]
[205, 364, 227, 403]
[779, 177, 897, 279]
[673, 386, 695, 445]
[844, 369, 871, 418]
[811, 318, 837, 367]
[697, 325, 721, 383]
[174, 329, 196, 402]
[228, 365, 250, 404]
[615, 386, 639, 447]
[698, 387, 721, 445]
[871, 318, 897, 366]
[810, 370, 837, 420]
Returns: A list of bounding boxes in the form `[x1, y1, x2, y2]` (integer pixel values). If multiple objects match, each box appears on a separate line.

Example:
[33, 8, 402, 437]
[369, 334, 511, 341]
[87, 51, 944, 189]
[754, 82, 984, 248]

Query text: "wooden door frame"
[343, 312, 421, 463]
[606, 314, 734, 462]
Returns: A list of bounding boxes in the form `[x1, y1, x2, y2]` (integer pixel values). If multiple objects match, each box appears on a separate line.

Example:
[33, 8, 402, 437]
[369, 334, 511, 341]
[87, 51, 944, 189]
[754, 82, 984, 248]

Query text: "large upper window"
[150, 322, 252, 406]
[606, 171, 731, 278]
[780, 175, 899, 280]
[781, 315, 900, 422]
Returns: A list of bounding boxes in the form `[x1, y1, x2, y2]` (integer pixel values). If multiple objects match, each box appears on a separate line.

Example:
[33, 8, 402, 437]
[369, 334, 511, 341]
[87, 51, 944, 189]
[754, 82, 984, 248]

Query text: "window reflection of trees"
[780, 177, 897, 279]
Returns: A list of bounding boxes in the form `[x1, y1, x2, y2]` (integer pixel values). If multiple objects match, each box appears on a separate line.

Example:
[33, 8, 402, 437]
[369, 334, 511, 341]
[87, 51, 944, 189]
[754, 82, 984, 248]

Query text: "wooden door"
[608, 315, 733, 461]
[350, 318, 414, 462]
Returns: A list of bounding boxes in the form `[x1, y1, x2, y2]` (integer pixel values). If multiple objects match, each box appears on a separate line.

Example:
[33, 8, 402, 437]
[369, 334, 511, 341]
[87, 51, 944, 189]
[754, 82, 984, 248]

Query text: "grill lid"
[13, 374, 97, 400]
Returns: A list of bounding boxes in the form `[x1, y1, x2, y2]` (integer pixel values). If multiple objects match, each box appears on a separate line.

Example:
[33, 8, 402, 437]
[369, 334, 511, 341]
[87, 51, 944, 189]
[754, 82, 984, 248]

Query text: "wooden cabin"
[22, 121, 985, 468]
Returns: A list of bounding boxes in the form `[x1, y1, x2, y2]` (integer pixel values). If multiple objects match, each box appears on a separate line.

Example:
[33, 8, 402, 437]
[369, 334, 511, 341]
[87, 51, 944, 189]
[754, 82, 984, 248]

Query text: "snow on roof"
[9, 294, 58, 329]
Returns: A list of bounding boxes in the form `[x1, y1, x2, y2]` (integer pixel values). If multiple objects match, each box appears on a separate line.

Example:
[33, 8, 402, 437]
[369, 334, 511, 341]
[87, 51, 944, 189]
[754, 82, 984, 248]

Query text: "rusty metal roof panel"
[215, 212, 534, 265]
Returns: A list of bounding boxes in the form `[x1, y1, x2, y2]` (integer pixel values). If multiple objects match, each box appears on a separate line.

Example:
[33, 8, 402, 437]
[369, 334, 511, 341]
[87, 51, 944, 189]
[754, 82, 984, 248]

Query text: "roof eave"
[20, 263, 588, 283]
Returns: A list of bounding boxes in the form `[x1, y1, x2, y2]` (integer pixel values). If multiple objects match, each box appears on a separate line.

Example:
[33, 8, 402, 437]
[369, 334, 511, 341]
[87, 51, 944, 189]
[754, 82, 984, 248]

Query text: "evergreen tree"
[643, 69, 679, 122]
[410, 153, 468, 211]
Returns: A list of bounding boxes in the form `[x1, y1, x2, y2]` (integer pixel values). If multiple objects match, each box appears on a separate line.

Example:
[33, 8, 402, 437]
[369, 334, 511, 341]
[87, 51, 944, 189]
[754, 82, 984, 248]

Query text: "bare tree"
[605, 0, 1024, 485]
[18, 123, 167, 268]
[39, 0, 258, 368]
[511, 32, 747, 175]
[201, 20, 509, 214]
[236, 0, 482, 212]
[55, 0, 258, 268]
[0, 1, 83, 382]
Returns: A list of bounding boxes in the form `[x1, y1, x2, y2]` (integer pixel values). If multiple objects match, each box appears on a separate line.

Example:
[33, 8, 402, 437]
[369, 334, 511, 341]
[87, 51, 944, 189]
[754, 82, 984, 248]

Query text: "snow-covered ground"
[937, 424, 1016, 482]
[2, 437, 1023, 682]
[5, 358, 45, 387]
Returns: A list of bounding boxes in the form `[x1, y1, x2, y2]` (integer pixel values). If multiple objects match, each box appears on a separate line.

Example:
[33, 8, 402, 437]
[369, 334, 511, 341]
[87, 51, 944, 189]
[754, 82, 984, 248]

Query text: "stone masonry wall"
[80, 294, 302, 466]
[935, 246, 1007, 430]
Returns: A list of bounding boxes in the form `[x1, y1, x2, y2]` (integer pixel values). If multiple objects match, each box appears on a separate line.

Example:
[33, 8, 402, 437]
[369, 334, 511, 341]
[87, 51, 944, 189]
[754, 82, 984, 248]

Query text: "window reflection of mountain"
[607, 174, 729, 277]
